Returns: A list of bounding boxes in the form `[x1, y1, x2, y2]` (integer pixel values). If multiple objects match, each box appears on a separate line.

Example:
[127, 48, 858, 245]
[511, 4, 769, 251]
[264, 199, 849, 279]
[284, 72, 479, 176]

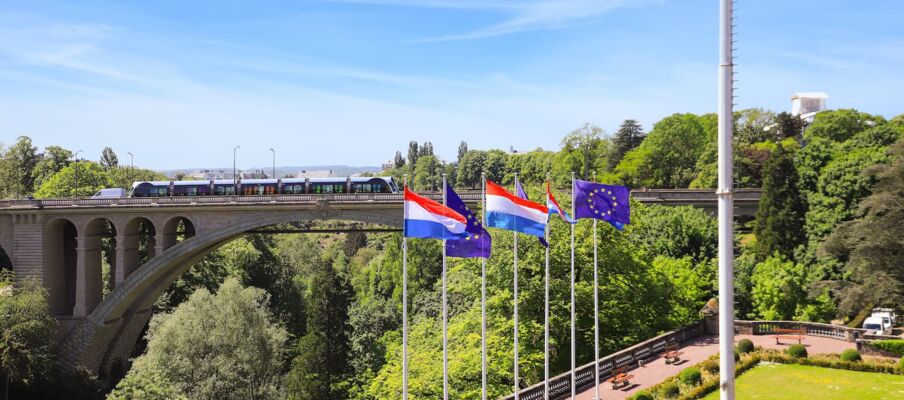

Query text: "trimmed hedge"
[676, 355, 761, 400]
[873, 340, 904, 356]
[661, 381, 680, 398]
[631, 391, 653, 400]
[737, 338, 755, 354]
[787, 344, 808, 358]
[899, 357, 904, 371]
[759, 352, 902, 374]
[679, 367, 702, 386]
[840, 349, 862, 362]
[701, 359, 719, 375]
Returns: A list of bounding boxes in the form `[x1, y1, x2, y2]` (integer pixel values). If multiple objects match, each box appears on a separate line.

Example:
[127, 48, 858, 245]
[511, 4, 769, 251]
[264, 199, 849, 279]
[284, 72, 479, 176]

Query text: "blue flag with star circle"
[445, 184, 492, 258]
[573, 179, 630, 230]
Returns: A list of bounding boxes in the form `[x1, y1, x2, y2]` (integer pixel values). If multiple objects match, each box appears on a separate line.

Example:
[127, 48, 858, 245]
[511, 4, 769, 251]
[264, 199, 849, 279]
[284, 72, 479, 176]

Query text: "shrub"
[873, 340, 904, 356]
[787, 344, 808, 358]
[660, 381, 680, 398]
[679, 367, 703, 386]
[898, 357, 904, 372]
[631, 391, 653, 400]
[737, 339, 755, 354]
[734, 348, 740, 362]
[701, 359, 720, 375]
[840, 349, 862, 362]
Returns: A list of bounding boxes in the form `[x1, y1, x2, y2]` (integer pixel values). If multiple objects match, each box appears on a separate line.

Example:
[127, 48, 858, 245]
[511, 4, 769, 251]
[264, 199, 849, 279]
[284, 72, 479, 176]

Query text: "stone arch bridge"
[0, 189, 759, 375]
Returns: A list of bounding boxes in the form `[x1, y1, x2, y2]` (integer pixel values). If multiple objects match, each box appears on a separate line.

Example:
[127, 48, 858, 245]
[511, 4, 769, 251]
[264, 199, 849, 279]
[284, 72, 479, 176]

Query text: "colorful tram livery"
[129, 177, 399, 197]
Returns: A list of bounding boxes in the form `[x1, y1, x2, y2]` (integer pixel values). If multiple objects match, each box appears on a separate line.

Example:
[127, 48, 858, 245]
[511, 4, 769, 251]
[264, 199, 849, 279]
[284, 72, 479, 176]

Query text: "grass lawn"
[701, 363, 904, 400]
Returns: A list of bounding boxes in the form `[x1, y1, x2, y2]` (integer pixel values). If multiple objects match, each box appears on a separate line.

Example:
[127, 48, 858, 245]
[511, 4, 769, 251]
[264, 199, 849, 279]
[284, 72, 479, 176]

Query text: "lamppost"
[233, 146, 240, 191]
[269, 148, 276, 179]
[74, 150, 83, 198]
[127, 152, 134, 184]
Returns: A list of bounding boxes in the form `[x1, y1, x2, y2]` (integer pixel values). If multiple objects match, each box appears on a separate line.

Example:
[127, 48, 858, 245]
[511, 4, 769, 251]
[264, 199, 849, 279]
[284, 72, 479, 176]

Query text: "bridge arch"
[0, 244, 11, 273]
[60, 208, 399, 373]
[161, 216, 196, 251]
[44, 218, 78, 316]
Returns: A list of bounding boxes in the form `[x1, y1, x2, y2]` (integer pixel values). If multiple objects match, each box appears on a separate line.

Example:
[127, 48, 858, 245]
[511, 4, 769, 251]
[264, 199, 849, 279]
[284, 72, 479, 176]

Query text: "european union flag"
[574, 179, 630, 230]
[445, 185, 491, 258]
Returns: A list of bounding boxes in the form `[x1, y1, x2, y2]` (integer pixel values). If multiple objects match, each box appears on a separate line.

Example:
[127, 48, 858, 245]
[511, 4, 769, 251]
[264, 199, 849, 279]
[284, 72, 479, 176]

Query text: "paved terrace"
[575, 334, 857, 400]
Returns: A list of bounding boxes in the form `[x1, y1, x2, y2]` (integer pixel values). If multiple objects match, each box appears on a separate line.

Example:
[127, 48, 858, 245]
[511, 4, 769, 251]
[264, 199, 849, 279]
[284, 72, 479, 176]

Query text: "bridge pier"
[114, 232, 140, 287]
[73, 230, 103, 317]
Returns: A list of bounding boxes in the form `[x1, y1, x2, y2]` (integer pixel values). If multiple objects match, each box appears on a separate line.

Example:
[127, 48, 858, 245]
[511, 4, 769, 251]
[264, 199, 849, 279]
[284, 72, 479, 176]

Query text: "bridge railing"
[0, 189, 761, 209]
[502, 321, 706, 400]
[0, 193, 491, 209]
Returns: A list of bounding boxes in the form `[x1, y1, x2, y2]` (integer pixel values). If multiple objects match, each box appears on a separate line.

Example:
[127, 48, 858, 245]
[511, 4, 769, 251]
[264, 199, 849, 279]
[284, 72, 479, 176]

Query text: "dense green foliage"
[0, 277, 57, 391]
[118, 278, 287, 400]
[754, 144, 806, 260]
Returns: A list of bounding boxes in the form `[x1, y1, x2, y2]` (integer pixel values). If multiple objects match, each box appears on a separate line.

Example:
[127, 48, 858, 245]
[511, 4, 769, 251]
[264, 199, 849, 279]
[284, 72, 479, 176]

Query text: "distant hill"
[159, 165, 382, 179]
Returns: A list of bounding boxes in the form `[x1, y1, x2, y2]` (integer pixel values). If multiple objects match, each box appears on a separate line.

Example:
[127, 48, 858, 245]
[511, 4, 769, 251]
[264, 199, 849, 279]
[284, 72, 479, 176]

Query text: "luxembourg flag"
[404, 187, 469, 240]
[485, 180, 548, 238]
[547, 181, 576, 224]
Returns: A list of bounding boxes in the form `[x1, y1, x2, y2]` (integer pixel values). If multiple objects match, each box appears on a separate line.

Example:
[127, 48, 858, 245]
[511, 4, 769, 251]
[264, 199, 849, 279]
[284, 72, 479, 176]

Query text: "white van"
[91, 188, 127, 198]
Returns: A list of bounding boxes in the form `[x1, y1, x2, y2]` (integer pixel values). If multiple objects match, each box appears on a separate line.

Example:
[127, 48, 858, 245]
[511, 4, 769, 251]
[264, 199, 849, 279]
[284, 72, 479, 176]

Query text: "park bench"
[663, 350, 684, 364]
[773, 327, 806, 344]
[607, 367, 634, 390]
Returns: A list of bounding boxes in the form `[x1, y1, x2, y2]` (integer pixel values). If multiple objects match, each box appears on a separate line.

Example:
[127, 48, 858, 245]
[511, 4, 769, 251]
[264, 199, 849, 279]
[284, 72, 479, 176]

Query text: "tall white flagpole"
[481, 173, 488, 400]
[442, 174, 449, 400]
[717, 0, 736, 398]
[593, 173, 600, 400]
[513, 173, 520, 400]
[544, 173, 551, 400]
[402, 174, 409, 400]
[570, 171, 576, 400]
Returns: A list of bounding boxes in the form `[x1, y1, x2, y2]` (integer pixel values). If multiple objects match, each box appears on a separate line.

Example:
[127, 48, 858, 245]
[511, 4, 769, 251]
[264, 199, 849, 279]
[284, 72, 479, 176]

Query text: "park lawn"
[701, 363, 904, 400]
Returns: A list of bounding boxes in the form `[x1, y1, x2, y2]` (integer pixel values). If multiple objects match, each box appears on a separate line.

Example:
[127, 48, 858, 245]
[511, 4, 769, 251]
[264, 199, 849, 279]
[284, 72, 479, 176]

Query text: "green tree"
[286, 255, 354, 400]
[0, 277, 57, 396]
[651, 256, 716, 326]
[34, 161, 112, 198]
[608, 119, 645, 171]
[805, 109, 885, 142]
[610, 113, 708, 188]
[629, 205, 717, 263]
[750, 255, 808, 320]
[0, 136, 40, 198]
[393, 151, 405, 169]
[457, 141, 468, 164]
[106, 367, 187, 400]
[407, 141, 419, 171]
[32, 145, 73, 188]
[773, 112, 804, 140]
[456, 150, 487, 188]
[412, 155, 443, 191]
[127, 278, 287, 400]
[560, 123, 607, 180]
[100, 147, 119, 169]
[820, 138, 904, 316]
[754, 144, 807, 259]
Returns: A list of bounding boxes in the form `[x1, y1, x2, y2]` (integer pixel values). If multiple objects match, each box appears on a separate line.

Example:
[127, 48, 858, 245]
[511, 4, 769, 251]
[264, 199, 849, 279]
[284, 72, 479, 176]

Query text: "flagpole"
[544, 173, 551, 400]
[402, 174, 409, 400]
[481, 173, 488, 400]
[570, 171, 576, 400]
[718, 0, 736, 398]
[593, 173, 600, 400]
[513, 173, 520, 400]
[442, 174, 449, 400]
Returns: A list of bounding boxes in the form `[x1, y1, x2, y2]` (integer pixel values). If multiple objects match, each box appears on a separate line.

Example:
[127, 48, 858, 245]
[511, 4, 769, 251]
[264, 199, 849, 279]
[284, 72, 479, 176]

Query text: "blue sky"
[1, 0, 902, 170]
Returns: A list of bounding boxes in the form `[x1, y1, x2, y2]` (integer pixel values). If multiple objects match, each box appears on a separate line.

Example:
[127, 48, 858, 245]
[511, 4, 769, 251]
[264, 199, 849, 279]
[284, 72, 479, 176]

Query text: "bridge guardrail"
[0, 189, 761, 210]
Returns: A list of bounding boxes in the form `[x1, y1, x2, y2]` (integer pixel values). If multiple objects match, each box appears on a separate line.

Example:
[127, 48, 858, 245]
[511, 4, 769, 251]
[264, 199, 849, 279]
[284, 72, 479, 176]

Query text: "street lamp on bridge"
[269, 148, 276, 179]
[74, 150, 83, 198]
[127, 152, 134, 185]
[232, 146, 242, 190]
